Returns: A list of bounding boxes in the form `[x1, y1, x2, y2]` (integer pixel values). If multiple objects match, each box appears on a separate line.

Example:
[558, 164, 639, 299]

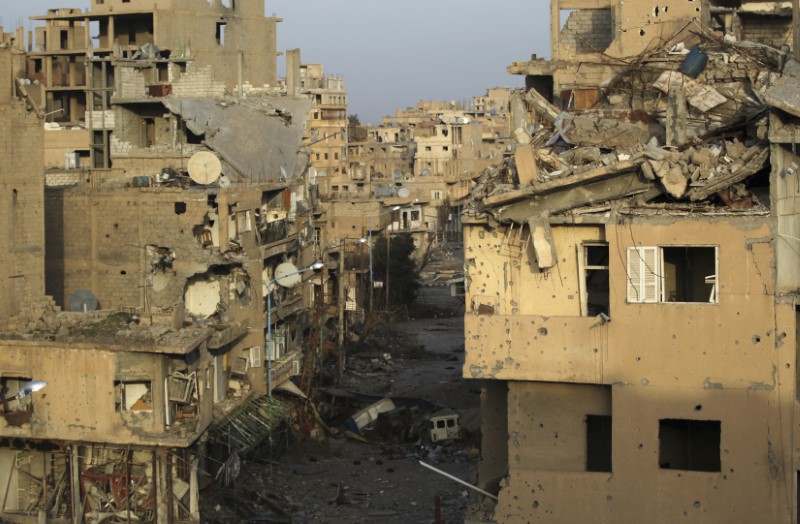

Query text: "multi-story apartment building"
[0, 2, 323, 522]
[464, 3, 800, 522]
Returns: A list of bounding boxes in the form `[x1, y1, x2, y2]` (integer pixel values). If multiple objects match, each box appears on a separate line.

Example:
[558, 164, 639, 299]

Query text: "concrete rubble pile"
[471, 22, 785, 220]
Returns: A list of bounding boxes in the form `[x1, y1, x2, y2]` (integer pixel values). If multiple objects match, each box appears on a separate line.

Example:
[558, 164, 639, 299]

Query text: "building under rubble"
[465, 6, 800, 524]
[0, 1, 332, 522]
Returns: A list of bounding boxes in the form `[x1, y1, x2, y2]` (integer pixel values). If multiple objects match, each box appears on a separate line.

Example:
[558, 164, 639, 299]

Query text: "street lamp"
[265, 262, 324, 396]
[368, 205, 401, 309]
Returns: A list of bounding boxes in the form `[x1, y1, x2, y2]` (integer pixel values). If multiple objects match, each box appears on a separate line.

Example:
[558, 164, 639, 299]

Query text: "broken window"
[580, 243, 609, 316]
[627, 246, 718, 304]
[586, 415, 612, 472]
[114, 381, 153, 412]
[659, 419, 721, 472]
[0, 377, 34, 415]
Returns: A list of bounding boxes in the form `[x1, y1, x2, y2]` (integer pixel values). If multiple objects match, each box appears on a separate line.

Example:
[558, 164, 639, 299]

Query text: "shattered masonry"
[0, 1, 331, 522]
[466, 4, 800, 524]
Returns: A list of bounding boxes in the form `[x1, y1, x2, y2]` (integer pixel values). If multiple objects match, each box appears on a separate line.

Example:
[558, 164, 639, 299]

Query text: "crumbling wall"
[741, 14, 793, 48]
[172, 63, 226, 98]
[0, 49, 46, 319]
[559, 9, 613, 55]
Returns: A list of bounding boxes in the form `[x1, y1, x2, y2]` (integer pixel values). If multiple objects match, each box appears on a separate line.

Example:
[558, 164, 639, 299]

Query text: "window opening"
[581, 243, 609, 316]
[216, 22, 227, 46]
[114, 381, 153, 412]
[627, 246, 717, 303]
[659, 419, 721, 471]
[586, 414, 612, 472]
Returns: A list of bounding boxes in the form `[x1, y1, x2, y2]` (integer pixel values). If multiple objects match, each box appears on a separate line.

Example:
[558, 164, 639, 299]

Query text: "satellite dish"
[397, 187, 411, 198]
[393, 169, 402, 179]
[273, 262, 302, 288]
[218, 174, 231, 188]
[279, 166, 288, 181]
[69, 289, 98, 312]
[421, 169, 431, 177]
[187, 151, 222, 185]
[318, 170, 327, 178]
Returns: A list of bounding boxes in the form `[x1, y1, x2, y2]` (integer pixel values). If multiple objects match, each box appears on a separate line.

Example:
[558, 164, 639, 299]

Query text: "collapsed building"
[464, 10, 800, 524]
[0, 2, 330, 522]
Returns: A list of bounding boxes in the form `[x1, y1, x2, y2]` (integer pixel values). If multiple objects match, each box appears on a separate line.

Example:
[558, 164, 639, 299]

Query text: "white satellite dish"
[273, 262, 302, 288]
[397, 187, 411, 198]
[187, 151, 222, 185]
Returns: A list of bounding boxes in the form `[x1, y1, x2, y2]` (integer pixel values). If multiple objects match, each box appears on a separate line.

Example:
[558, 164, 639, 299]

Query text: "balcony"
[464, 314, 606, 383]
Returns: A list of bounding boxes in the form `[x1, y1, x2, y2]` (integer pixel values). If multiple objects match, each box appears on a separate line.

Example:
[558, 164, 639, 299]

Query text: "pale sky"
[1, 1, 551, 124]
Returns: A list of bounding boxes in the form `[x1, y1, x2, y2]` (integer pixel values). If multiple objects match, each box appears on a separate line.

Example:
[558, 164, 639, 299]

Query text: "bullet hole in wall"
[694, 404, 702, 411]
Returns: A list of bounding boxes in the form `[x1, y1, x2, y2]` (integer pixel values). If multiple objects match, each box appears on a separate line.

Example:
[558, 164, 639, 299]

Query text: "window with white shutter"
[627, 246, 660, 303]
[249, 346, 262, 368]
[627, 246, 718, 304]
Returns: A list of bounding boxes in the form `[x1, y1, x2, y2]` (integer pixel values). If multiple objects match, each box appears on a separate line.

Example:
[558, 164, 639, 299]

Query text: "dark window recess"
[216, 22, 226, 46]
[662, 247, 716, 303]
[174, 202, 187, 215]
[584, 244, 610, 316]
[586, 415, 612, 472]
[659, 419, 721, 472]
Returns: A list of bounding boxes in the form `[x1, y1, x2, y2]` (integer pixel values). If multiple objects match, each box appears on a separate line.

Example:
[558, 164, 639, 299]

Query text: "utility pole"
[385, 233, 391, 307]
[337, 240, 346, 379]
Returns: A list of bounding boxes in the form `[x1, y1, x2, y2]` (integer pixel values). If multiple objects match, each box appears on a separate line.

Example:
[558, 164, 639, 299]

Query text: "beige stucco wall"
[0, 341, 203, 447]
[464, 216, 799, 522]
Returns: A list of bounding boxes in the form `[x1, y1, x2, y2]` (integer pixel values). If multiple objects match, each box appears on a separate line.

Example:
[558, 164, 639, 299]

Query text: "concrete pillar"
[155, 448, 172, 523]
[509, 92, 528, 138]
[70, 446, 82, 524]
[666, 80, 687, 148]
[0, 48, 11, 105]
[286, 48, 301, 95]
[794, 0, 800, 60]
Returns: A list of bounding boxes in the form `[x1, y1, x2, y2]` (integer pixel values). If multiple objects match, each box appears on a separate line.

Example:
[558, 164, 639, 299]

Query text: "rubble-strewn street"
[5, 0, 800, 522]
[201, 285, 480, 523]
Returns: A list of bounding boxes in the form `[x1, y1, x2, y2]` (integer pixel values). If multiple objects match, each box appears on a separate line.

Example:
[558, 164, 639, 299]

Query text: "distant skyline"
[1, 1, 552, 124]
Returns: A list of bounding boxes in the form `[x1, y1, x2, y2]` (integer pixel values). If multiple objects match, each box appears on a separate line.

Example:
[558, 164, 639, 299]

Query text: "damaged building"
[0, 2, 326, 522]
[465, 9, 800, 524]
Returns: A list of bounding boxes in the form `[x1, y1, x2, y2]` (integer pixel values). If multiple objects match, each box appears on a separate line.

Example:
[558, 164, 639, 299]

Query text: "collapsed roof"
[162, 95, 313, 183]
[469, 21, 789, 231]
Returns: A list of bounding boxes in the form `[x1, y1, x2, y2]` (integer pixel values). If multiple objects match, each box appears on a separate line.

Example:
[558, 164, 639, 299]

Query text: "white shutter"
[249, 346, 262, 368]
[627, 247, 660, 303]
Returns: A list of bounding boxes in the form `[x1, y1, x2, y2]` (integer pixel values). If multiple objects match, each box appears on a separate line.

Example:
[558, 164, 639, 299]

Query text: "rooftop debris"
[468, 22, 785, 227]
